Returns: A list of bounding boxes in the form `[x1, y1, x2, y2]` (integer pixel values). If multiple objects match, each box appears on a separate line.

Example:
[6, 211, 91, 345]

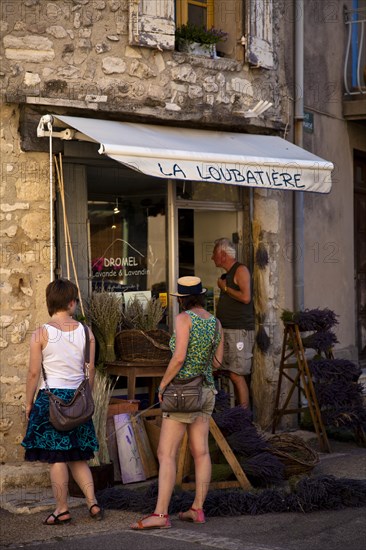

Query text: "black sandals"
[43, 510, 72, 525]
[89, 503, 104, 521]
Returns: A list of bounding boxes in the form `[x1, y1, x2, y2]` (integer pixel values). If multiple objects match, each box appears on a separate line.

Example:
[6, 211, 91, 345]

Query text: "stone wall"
[2, 0, 289, 128]
[0, 104, 50, 463]
[0, 0, 292, 463]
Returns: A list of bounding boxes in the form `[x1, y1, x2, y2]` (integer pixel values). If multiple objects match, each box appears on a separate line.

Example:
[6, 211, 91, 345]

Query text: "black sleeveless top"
[216, 262, 255, 330]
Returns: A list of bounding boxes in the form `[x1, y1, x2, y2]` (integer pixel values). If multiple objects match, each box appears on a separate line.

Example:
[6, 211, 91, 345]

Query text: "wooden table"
[105, 361, 167, 404]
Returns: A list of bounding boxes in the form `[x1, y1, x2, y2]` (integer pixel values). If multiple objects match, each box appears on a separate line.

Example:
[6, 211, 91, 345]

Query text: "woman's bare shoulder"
[176, 311, 192, 327]
[31, 325, 48, 345]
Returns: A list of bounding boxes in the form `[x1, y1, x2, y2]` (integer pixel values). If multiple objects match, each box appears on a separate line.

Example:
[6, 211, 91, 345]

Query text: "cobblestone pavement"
[1, 435, 365, 548]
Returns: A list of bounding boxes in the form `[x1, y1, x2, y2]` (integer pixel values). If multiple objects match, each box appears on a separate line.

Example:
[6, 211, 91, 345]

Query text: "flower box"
[177, 38, 216, 58]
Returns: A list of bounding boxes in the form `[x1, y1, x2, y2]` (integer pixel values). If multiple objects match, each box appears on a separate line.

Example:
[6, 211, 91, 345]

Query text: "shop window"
[87, 167, 168, 303]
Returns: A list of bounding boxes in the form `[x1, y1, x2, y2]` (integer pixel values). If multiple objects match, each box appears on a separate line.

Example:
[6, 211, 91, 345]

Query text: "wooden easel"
[272, 322, 331, 453]
[176, 417, 252, 490]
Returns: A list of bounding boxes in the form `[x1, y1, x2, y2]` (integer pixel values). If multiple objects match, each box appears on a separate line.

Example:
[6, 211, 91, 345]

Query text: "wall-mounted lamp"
[114, 198, 120, 214]
[235, 100, 273, 118]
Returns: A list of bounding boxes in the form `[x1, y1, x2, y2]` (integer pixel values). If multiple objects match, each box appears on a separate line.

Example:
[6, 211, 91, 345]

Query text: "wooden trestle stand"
[176, 417, 252, 491]
[272, 322, 331, 453]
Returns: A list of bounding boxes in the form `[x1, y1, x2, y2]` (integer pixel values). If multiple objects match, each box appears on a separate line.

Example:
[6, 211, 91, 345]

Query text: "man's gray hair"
[214, 238, 237, 258]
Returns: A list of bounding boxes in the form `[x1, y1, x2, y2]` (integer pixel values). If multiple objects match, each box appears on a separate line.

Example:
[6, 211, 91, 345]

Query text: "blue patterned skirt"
[22, 389, 99, 463]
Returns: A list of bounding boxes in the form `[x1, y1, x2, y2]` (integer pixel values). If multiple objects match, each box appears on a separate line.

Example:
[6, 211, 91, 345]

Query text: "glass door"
[178, 207, 244, 315]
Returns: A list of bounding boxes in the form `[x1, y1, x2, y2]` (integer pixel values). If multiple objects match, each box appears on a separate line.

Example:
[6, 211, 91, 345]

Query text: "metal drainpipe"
[294, 0, 304, 311]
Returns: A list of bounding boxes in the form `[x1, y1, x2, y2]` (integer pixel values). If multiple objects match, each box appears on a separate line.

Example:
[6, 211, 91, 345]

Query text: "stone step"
[0, 462, 86, 514]
[0, 462, 50, 494]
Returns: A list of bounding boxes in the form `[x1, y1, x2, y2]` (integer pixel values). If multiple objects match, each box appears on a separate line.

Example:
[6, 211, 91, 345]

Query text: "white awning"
[38, 115, 333, 194]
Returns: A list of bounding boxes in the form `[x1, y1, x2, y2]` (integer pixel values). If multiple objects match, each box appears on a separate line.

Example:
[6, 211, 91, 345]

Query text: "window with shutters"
[129, 0, 274, 68]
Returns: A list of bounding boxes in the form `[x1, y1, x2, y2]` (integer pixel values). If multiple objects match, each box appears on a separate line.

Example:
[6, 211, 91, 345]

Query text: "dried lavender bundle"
[309, 358, 361, 382]
[255, 242, 269, 269]
[321, 404, 366, 429]
[239, 452, 285, 486]
[314, 381, 364, 405]
[213, 405, 253, 435]
[226, 427, 268, 456]
[256, 324, 271, 354]
[281, 308, 338, 332]
[214, 389, 231, 412]
[302, 330, 338, 352]
[96, 476, 366, 515]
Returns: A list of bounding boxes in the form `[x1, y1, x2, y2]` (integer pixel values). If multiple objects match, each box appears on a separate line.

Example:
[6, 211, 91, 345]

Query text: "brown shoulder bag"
[42, 323, 95, 431]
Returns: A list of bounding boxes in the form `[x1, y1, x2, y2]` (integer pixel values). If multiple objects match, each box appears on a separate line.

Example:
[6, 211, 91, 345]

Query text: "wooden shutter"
[129, 0, 175, 50]
[246, 0, 274, 69]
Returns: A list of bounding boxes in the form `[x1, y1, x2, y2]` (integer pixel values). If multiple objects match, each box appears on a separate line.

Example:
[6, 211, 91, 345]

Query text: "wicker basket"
[115, 328, 172, 365]
[266, 433, 319, 478]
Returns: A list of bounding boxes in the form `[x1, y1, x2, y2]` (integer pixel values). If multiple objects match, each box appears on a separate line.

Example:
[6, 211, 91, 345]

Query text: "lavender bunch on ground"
[226, 427, 268, 456]
[213, 405, 253, 435]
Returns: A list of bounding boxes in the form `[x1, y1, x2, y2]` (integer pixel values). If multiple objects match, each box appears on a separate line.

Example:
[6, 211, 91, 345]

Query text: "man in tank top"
[212, 238, 255, 408]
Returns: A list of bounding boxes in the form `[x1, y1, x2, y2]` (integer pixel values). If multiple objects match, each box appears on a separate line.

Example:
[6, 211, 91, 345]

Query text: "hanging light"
[114, 198, 120, 214]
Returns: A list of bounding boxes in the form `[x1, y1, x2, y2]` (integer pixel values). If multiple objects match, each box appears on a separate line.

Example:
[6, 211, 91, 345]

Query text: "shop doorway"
[177, 207, 244, 315]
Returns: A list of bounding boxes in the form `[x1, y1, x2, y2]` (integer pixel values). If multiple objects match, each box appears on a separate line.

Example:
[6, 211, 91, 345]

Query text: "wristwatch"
[224, 286, 228, 293]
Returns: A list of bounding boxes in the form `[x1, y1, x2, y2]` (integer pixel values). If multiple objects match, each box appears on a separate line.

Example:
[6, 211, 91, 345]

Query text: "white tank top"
[40, 323, 86, 389]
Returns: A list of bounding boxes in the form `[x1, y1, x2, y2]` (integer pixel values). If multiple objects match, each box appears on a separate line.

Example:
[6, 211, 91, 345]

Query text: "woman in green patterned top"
[131, 276, 223, 531]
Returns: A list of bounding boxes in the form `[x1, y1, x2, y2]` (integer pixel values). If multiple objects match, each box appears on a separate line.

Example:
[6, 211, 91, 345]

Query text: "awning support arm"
[38, 115, 76, 140]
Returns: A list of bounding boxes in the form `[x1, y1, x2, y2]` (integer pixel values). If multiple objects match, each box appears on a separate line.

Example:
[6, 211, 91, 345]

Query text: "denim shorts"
[221, 328, 255, 375]
[162, 387, 216, 424]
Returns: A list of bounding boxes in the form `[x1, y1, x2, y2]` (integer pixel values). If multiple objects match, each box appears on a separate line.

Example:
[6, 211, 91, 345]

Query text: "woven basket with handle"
[115, 328, 172, 365]
[266, 433, 319, 478]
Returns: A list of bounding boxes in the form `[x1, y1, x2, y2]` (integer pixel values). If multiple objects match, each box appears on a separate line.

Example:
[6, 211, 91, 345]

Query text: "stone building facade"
[0, 0, 365, 469]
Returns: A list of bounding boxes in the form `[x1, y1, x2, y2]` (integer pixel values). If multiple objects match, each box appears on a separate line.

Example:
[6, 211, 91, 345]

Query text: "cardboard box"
[107, 398, 139, 417]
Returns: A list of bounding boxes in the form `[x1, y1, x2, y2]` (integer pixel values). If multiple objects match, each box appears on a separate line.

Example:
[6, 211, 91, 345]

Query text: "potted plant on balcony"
[175, 23, 228, 58]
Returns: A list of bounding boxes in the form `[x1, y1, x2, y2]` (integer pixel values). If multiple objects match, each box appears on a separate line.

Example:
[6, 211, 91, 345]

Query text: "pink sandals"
[130, 513, 171, 530]
[178, 507, 206, 524]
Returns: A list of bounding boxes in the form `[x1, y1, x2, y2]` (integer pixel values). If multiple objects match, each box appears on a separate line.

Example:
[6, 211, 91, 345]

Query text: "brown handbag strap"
[83, 323, 90, 364]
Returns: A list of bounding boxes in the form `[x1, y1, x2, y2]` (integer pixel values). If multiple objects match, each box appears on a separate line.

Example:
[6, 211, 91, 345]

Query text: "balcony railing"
[344, 6, 366, 96]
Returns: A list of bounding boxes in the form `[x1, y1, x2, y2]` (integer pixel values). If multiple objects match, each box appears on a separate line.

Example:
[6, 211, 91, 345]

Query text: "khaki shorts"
[222, 328, 255, 375]
[162, 387, 216, 424]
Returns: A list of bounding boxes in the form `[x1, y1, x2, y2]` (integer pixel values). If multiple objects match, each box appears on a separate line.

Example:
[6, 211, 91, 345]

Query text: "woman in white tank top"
[22, 279, 104, 524]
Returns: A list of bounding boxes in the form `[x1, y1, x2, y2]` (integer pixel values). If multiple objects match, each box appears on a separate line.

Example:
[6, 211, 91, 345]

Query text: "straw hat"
[170, 276, 207, 297]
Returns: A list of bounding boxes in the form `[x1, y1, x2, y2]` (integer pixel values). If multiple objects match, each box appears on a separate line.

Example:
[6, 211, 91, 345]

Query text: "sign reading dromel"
[104, 257, 138, 267]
